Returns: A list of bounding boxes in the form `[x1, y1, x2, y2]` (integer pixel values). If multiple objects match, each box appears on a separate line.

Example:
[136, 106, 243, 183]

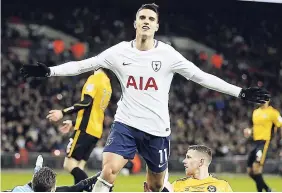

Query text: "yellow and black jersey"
[252, 106, 282, 141]
[172, 175, 233, 192]
[74, 71, 112, 138]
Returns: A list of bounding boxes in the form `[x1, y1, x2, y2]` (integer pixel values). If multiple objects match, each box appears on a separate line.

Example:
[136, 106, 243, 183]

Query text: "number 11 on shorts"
[159, 148, 168, 166]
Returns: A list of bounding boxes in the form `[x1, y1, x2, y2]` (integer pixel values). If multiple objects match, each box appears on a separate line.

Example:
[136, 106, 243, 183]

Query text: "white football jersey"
[50, 40, 242, 137]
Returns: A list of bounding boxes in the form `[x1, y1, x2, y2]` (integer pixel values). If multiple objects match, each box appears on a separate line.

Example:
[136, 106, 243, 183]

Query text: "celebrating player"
[244, 100, 282, 192]
[20, 3, 270, 192]
[46, 69, 112, 185]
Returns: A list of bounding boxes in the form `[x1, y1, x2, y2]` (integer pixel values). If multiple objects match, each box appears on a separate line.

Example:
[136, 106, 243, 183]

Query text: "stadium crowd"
[2, 1, 282, 161]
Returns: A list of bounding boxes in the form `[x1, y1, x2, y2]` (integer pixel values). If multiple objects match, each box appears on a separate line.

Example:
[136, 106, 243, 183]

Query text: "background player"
[46, 69, 112, 185]
[244, 100, 282, 192]
[145, 145, 232, 192]
[20, 3, 270, 192]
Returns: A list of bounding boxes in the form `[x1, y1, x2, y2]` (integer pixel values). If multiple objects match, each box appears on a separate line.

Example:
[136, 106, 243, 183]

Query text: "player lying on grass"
[9, 155, 100, 192]
[144, 145, 233, 192]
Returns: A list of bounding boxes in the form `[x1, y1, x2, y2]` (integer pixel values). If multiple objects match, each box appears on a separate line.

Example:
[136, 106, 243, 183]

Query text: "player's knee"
[147, 168, 166, 191]
[253, 167, 262, 174]
[252, 163, 262, 174]
[63, 162, 74, 172]
[63, 158, 79, 172]
[149, 181, 164, 192]
[247, 167, 252, 176]
[78, 160, 86, 170]
[101, 164, 119, 183]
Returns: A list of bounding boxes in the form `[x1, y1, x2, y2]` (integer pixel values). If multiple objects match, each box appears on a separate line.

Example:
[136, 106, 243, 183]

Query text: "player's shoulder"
[114, 41, 133, 49]
[11, 184, 33, 192]
[268, 106, 279, 112]
[174, 176, 191, 183]
[87, 70, 109, 84]
[156, 40, 186, 61]
[210, 174, 230, 185]
[105, 41, 130, 51]
[156, 40, 176, 51]
[254, 107, 261, 113]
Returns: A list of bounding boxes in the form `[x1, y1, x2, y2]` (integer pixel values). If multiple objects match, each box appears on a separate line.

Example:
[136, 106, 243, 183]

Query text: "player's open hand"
[239, 87, 270, 104]
[59, 120, 73, 134]
[20, 62, 50, 78]
[46, 110, 63, 122]
[244, 128, 252, 138]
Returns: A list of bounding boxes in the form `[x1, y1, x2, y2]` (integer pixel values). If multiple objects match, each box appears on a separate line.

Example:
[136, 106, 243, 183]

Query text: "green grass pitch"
[1, 170, 281, 192]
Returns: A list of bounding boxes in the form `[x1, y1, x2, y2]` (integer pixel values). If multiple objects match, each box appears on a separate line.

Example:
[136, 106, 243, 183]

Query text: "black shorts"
[66, 130, 99, 161]
[247, 140, 270, 167]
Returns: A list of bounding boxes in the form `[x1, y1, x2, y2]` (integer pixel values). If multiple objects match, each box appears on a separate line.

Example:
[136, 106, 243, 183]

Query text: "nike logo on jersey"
[158, 162, 167, 168]
[123, 62, 131, 66]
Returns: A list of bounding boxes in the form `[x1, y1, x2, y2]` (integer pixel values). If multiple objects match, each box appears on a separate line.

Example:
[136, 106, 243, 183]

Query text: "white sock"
[164, 169, 169, 182]
[92, 177, 113, 192]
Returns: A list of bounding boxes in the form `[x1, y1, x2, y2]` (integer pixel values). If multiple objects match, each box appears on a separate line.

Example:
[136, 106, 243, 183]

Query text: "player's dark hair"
[32, 167, 56, 192]
[137, 3, 159, 22]
[188, 145, 212, 159]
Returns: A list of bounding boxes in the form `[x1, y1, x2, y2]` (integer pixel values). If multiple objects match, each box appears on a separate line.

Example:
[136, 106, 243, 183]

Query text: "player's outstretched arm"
[191, 71, 270, 103]
[20, 43, 121, 78]
[46, 95, 93, 122]
[170, 48, 270, 104]
[56, 172, 101, 192]
[20, 56, 99, 78]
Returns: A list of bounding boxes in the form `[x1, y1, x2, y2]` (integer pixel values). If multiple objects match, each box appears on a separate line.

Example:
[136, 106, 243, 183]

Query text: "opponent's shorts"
[66, 130, 99, 161]
[247, 140, 270, 167]
[103, 121, 170, 173]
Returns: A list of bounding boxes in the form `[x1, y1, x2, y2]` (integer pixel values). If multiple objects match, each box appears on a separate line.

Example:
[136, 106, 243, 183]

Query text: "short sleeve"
[82, 75, 98, 98]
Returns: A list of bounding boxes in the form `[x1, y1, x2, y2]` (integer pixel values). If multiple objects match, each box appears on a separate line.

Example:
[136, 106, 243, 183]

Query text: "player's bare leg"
[249, 162, 271, 192]
[146, 166, 167, 192]
[92, 152, 128, 192]
[252, 162, 263, 174]
[64, 157, 88, 184]
[63, 157, 81, 172]
[78, 160, 87, 170]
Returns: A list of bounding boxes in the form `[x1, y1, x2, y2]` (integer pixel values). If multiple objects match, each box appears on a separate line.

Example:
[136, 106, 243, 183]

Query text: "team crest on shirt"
[151, 61, 162, 72]
[207, 185, 217, 192]
[105, 138, 114, 146]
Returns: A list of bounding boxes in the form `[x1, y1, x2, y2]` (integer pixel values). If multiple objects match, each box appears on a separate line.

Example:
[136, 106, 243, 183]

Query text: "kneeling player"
[47, 69, 112, 185]
[145, 145, 232, 192]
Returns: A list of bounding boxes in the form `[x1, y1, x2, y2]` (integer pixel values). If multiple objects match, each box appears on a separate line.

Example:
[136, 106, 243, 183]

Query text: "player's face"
[262, 100, 270, 107]
[183, 150, 203, 176]
[135, 9, 159, 38]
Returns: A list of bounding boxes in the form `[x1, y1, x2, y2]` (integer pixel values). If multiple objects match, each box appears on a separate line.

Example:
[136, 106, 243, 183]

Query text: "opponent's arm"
[62, 94, 93, 115]
[47, 94, 93, 122]
[56, 172, 101, 192]
[272, 110, 282, 139]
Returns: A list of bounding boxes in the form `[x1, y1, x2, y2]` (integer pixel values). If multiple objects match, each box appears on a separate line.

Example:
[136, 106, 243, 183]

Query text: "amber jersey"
[172, 175, 233, 192]
[252, 106, 282, 141]
[74, 71, 112, 138]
